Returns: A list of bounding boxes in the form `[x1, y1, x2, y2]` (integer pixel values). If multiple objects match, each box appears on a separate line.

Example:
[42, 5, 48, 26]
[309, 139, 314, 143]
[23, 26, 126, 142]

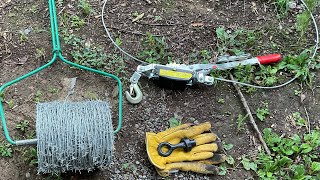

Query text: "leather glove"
[145, 122, 226, 177]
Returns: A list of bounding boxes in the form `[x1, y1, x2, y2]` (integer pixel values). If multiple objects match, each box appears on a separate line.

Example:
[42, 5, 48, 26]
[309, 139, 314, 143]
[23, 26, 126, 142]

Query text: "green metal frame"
[0, 0, 122, 145]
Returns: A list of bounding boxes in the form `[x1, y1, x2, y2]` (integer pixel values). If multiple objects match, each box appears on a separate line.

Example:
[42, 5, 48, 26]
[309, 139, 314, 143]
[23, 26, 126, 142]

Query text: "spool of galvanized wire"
[36, 101, 114, 174]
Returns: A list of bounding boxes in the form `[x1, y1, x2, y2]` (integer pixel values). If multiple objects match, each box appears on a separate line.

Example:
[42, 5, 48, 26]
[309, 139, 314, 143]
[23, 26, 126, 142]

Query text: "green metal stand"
[0, 0, 123, 145]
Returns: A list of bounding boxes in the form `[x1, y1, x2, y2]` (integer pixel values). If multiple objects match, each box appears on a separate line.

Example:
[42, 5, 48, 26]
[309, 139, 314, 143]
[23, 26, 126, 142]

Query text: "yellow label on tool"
[159, 69, 192, 80]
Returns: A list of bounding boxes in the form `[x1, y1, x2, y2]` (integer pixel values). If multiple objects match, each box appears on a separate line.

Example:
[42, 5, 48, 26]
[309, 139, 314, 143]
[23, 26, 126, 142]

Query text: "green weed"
[0, 143, 13, 157]
[63, 33, 126, 77]
[219, 142, 234, 176]
[236, 114, 248, 131]
[7, 99, 14, 109]
[26, 130, 36, 139]
[16, 120, 30, 133]
[60, 13, 69, 27]
[296, 0, 318, 38]
[34, 90, 42, 102]
[30, 5, 39, 14]
[226, 155, 235, 165]
[139, 32, 173, 64]
[35, 48, 45, 59]
[78, 0, 93, 16]
[222, 142, 234, 151]
[291, 112, 308, 128]
[189, 49, 212, 64]
[215, 27, 257, 54]
[256, 103, 270, 121]
[277, 50, 316, 86]
[294, 89, 302, 96]
[241, 156, 257, 171]
[255, 65, 279, 86]
[23, 147, 38, 166]
[242, 128, 320, 179]
[115, 36, 123, 47]
[19, 32, 28, 43]
[122, 162, 137, 171]
[168, 117, 181, 128]
[218, 164, 227, 176]
[217, 98, 225, 104]
[0, 92, 4, 101]
[296, 11, 311, 38]
[230, 49, 319, 89]
[273, 0, 289, 17]
[304, 0, 318, 11]
[48, 87, 59, 93]
[71, 15, 85, 28]
[233, 65, 256, 85]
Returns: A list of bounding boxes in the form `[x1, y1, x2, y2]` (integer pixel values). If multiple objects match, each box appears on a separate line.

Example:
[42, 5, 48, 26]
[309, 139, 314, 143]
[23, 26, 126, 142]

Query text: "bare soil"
[0, 0, 319, 180]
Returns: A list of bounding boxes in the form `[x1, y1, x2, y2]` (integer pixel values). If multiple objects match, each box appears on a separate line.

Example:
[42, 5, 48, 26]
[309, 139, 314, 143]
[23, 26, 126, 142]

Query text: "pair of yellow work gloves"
[145, 122, 226, 177]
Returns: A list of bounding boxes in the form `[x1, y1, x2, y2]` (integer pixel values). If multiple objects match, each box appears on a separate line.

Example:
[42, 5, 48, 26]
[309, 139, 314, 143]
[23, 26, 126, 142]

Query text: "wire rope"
[101, 0, 319, 89]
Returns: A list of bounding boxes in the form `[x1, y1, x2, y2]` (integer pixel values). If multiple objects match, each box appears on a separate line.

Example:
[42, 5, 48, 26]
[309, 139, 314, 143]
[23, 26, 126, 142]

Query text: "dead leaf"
[191, 22, 204, 27]
[132, 13, 145, 22]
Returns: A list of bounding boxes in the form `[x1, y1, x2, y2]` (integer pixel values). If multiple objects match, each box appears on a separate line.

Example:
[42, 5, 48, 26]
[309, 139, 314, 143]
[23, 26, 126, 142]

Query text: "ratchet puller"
[125, 54, 282, 104]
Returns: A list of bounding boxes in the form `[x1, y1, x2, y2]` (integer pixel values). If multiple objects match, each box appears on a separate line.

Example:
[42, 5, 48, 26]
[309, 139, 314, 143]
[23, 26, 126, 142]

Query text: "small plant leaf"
[218, 164, 227, 176]
[168, 118, 181, 128]
[241, 157, 257, 171]
[0, 144, 13, 157]
[223, 143, 234, 151]
[256, 107, 269, 121]
[311, 162, 320, 172]
[226, 155, 235, 165]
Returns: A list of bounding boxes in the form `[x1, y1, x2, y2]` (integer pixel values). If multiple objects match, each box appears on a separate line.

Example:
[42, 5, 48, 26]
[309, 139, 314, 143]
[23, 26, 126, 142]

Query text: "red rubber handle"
[257, 54, 282, 65]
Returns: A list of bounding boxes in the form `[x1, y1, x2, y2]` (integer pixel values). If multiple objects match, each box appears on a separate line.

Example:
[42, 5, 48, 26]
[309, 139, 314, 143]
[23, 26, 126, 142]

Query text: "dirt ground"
[0, 0, 319, 179]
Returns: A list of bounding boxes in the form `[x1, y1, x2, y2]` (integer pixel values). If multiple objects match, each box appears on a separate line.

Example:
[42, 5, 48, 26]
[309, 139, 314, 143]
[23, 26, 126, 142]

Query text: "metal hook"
[125, 84, 143, 104]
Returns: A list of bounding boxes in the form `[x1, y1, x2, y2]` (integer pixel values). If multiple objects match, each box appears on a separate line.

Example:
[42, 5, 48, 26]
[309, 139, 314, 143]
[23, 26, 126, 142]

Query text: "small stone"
[24, 27, 32, 35]
[25, 173, 30, 178]
[135, 161, 140, 165]
[288, 2, 297, 9]
[115, 169, 120, 174]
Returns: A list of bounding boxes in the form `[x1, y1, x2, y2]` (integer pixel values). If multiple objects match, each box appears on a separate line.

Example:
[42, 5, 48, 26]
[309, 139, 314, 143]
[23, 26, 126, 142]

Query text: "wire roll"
[36, 101, 114, 174]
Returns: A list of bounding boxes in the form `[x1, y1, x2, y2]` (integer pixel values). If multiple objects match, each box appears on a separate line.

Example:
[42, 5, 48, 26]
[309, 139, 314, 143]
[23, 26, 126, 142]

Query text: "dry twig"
[304, 106, 311, 134]
[230, 74, 271, 155]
